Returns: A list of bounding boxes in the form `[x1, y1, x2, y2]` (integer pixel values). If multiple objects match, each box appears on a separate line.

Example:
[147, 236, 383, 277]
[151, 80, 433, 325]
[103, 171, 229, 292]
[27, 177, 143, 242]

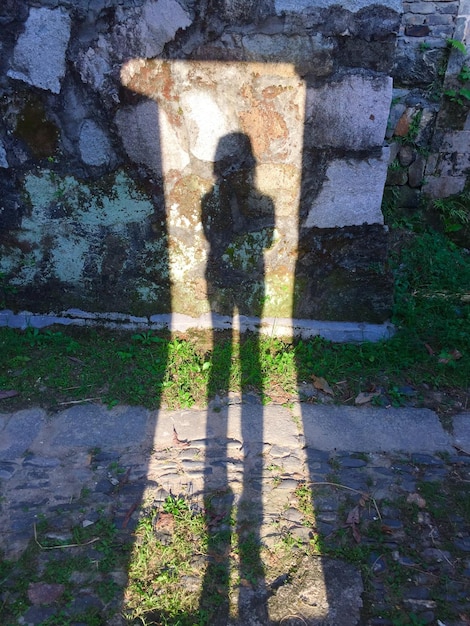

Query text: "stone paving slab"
[452, 411, 470, 450]
[1, 402, 470, 625]
[0, 403, 465, 461]
[296, 404, 454, 452]
[46, 404, 152, 448]
[0, 408, 47, 460]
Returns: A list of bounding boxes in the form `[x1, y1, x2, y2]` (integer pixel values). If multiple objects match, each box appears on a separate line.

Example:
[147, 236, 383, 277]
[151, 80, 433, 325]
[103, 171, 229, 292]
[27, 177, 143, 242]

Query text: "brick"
[405, 24, 431, 36]
[429, 24, 454, 36]
[406, 2, 437, 13]
[426, 13, 455, 24]
[437, 2, 459, 14]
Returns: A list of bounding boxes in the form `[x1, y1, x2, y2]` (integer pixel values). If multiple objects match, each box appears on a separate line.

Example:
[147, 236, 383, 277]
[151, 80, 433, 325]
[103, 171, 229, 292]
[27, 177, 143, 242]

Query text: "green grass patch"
[0, 229, 469, 416]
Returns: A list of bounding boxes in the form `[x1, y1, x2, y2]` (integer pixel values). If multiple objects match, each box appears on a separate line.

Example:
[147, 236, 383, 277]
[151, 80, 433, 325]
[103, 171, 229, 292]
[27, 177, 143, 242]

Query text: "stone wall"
[0, 0, 466, 330]
[385, 0, 470, 220]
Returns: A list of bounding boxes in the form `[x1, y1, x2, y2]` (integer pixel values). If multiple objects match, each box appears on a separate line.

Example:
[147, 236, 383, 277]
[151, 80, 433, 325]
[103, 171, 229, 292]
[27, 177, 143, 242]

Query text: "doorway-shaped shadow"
[200, 132, 275, 622]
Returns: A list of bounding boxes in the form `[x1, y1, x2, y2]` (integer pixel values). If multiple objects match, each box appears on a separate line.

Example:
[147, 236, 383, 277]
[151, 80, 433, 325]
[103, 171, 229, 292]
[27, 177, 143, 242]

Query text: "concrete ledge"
[0, 309, 394, 343]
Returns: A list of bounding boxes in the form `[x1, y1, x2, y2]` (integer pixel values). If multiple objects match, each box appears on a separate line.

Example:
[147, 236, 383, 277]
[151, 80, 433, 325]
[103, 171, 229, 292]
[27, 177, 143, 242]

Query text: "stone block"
[306, 75, 392, 150]
[275, 0, 402, 12]
[386, 103, 406, 138]
[8, 7, 71, 94]
[398, 145, 416, 167]
[406, 2, 437, 13]
[427, 13, 455, 24]
[75, 40, 111, 93]
[294, 224, 393, 322]
[439, 152, 470, 177]
[79, 120, 113, 167]
[114, 0, 192, 58]
[386, 167, 408, 186]
[179, 90, 235, 161]
[241, 33, 334, 75]
[441, 131, 470, 153]
[338, 39, 397, 74]
[408, 154, 426, 187]
[393, 44, 447, 86]
[0, 141, 8, 168]
[304, 149, 389, 228]
[423, 175, 466, 197]
[429, 24, 454, 37]
[405, 24, 431, 36]
[115, 101, 163, 175]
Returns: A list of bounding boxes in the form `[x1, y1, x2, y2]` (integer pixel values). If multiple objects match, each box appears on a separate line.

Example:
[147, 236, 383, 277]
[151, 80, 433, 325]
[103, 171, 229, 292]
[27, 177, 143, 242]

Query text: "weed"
[447, 38, 467, 54]
[393, 109, 423, 146]
[124, 497, 209, 625]
[294, 483, 315, 522]
[328, 457, 341, 472]
[433, 189, 470, 233]
[163, 494, 189, 516]
[80, 487, 91, 499]
[389, 158, 406, 171]
[444, 40, 470, 106]
[96, 579, 120, 603]
[0, 271, 17, 308]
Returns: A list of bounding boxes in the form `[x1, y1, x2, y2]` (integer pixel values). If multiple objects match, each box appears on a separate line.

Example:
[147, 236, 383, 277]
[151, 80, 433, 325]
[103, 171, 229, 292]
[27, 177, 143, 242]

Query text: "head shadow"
[202, 131, 275, 320]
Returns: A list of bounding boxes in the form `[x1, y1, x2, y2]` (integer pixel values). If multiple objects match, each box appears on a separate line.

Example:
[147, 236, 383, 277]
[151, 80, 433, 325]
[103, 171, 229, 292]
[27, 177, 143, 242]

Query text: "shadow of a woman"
[200, 132, 276, 622]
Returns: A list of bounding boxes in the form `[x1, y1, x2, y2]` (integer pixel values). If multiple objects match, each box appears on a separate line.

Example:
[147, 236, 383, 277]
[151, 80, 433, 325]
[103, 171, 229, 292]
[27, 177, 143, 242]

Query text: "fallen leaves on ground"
[438, 349, 463, 364]
[345, 505, 361, 543]
[0, 389, 18, 400]
[311, 375, 334, 395]
[154, 512, 176, 534]
[355, 391, 381, 405]
[173, 427, 190, 448]
[407, 493, 426, 508]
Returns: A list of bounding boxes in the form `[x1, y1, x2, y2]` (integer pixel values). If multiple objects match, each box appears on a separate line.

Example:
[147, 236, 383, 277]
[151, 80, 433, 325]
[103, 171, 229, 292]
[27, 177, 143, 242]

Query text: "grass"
[1, 228, 470, 419]
[0, 515, 127, 625]
[2, 464, 470, 624]
[0, 225, 469, 622]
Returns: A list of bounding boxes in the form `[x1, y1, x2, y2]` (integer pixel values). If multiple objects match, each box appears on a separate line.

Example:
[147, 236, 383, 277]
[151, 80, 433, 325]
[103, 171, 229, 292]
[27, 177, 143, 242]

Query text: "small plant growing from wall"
[444, 39, 470, 107]
[433, 188, 470, 233]
[0, 272, 17, 309]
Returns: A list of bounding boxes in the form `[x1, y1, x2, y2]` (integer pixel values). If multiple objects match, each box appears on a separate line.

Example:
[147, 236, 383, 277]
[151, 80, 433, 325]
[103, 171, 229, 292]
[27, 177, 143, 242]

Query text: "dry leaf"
[173, 427, 190, 448]
[438, 348, 462, 364]
[351, 524, 361, 543]
[67, 356, 86, 366]
[359, 495, 369, 507]
[407, 493, 426, 508]
[346, 505, 360, 526]
[355, 391, 381, 405]
[424, 343, 435, 356]
[155, 512, 176, 533]
[122, 501, 138, 529]
[345, 505, 361, 543]
[453, 444, 470, 456]
[0, 390, 19, 400]
[312, 375, 334, 395]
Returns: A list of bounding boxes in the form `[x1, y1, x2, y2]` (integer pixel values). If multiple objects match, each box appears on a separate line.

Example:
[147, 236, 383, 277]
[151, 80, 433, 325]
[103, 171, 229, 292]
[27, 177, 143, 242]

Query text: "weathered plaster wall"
[0, 0, 438, 327]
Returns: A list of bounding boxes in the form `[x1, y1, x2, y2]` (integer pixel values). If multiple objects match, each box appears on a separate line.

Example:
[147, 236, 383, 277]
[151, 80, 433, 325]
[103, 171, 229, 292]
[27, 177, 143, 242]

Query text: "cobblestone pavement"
[1, 400, 470, 625]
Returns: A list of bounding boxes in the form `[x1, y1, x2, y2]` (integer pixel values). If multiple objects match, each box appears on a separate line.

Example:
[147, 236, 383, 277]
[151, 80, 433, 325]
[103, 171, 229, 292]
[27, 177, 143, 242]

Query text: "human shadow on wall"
[200, 132, 275, 622]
